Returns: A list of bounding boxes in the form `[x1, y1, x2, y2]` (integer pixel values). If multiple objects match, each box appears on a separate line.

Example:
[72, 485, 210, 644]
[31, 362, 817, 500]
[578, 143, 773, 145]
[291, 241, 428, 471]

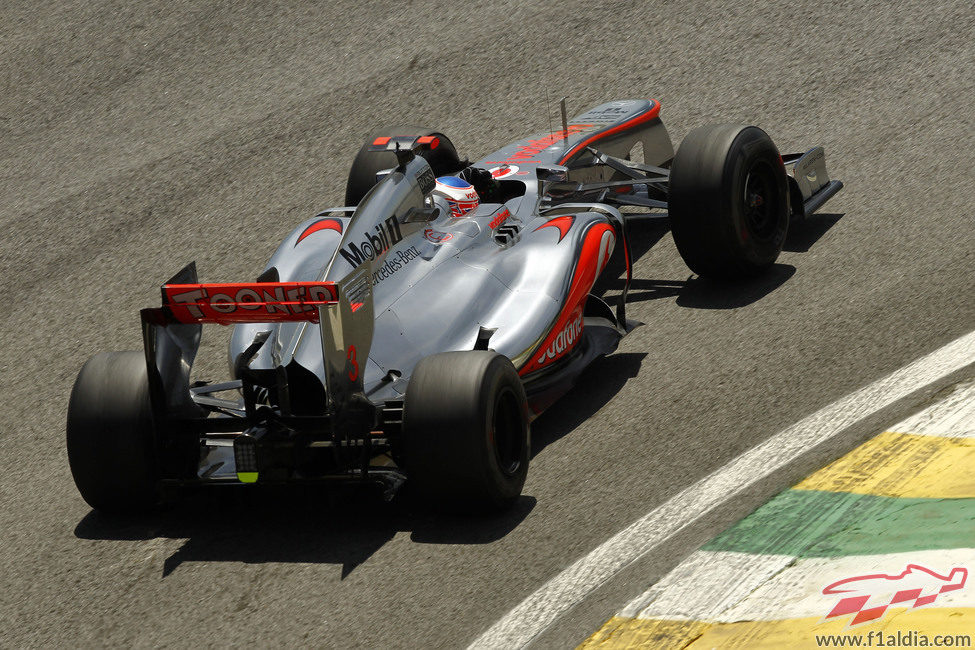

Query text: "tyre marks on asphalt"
[580, 380, 975, 648]
[794, 431, 975, 499]
[468, 331, 975, 649]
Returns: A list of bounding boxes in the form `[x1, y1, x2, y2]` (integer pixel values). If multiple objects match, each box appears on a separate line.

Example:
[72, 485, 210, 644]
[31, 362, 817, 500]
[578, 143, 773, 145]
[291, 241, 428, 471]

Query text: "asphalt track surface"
[1, 1, 973, 647]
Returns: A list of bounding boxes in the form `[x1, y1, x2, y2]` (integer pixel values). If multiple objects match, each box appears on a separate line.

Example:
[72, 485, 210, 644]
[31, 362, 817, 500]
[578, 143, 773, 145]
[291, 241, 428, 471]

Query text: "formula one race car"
[66, 99, 842, 513]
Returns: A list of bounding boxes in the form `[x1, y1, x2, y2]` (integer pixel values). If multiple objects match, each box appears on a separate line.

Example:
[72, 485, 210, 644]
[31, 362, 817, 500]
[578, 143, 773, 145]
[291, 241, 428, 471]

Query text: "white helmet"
[433, 176, 479, 218]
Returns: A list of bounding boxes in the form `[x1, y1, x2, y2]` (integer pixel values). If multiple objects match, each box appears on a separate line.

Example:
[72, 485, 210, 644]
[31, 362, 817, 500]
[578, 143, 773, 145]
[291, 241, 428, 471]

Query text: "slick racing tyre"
[345, 126, 463, 206]
[401, 350, 530, 512]
[669, 124, 789, 278]
[66, 351, 161, 514]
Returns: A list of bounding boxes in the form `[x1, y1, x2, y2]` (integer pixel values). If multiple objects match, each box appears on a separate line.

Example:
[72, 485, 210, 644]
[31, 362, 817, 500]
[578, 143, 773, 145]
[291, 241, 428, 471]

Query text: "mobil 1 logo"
[339, 216, 403, 267]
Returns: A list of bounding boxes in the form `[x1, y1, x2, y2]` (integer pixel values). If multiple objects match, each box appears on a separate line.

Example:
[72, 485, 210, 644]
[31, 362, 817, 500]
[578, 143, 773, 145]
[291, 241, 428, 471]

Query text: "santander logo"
[536, 307, 583, 365]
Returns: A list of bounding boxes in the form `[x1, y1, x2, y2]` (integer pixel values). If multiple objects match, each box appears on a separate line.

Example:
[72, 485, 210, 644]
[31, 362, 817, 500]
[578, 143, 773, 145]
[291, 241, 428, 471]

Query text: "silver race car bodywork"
[230, 100, 671, 413]
[68, 99, 843, 509]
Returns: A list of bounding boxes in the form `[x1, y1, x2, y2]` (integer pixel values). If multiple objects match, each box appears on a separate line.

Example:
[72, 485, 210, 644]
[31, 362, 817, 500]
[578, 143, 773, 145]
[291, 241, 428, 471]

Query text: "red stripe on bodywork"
[520, 222, 615, 375]
[295, 218, 343, 246]
[558, 100, 660, 164]
[534, 215, 575, 243]
[372, 136, 391, 146]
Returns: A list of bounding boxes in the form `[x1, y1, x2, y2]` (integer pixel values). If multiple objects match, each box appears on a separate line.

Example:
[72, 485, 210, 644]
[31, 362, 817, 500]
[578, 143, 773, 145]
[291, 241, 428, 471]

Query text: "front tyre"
[401, 351, 530, 511]
[669, 124, 790, 278]
[66, 351, 160, 514]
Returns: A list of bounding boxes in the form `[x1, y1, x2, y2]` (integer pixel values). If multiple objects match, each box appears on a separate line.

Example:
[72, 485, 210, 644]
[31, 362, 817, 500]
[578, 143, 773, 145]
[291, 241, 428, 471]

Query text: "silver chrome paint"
[229, 102, 678, 405]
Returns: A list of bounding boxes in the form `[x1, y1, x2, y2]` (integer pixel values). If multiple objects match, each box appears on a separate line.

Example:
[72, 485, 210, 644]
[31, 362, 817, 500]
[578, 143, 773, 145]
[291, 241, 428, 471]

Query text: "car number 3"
[347, 345, 359, 381]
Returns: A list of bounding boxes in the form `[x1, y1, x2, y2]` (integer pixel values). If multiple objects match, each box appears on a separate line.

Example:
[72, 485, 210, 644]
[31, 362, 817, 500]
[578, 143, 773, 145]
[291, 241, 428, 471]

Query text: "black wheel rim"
[742, 160, 779, 241]
[491, 387, 524, 476]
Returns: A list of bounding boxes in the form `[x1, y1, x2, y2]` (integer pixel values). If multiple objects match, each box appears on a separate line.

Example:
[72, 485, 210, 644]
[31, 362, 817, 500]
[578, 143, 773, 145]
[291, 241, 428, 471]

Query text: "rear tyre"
[345, 126, 463, 206]
[66, 351, 160, 514]
[669, 124, 789, 278]
[401, 351, 530, 511]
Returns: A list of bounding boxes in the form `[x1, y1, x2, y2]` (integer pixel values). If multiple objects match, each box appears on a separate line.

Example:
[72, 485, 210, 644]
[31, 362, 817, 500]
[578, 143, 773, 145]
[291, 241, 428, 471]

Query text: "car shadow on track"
[596, 212, 845, 309]
[783, 213, 844, 253]
[74, 489, 536, 579]
[601, 263, 796, 309]
[530, 351, 646, 458]
[676, 263, 796, 309]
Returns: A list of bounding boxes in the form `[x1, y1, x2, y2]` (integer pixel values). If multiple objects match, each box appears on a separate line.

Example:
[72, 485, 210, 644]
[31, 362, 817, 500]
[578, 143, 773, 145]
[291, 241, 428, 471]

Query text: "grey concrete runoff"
[1, 1, 973, 647]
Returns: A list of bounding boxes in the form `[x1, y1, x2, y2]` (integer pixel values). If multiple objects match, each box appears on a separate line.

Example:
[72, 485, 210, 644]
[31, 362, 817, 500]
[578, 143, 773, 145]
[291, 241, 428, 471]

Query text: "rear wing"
[160, 281, 339, 324]
[140, 262, 374, 425]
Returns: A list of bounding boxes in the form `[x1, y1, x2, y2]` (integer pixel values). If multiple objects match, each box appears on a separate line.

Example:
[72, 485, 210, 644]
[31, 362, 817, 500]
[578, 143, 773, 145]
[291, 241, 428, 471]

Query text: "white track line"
[892, 379, 975, 437]
[468, 330, 975, 649]
[620, 551, 793, 621]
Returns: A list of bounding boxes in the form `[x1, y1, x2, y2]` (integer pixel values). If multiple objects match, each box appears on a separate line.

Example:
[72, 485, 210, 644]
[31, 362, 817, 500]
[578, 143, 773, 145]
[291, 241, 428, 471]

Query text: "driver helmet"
[433, 176, 479, 218]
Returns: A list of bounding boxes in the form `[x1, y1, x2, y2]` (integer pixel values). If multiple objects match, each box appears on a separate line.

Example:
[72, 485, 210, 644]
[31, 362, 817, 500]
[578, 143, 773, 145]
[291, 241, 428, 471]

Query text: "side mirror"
[536, 164, 569, 183]
[375, 167, 395, 184]
[536, 164, 572, 200]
